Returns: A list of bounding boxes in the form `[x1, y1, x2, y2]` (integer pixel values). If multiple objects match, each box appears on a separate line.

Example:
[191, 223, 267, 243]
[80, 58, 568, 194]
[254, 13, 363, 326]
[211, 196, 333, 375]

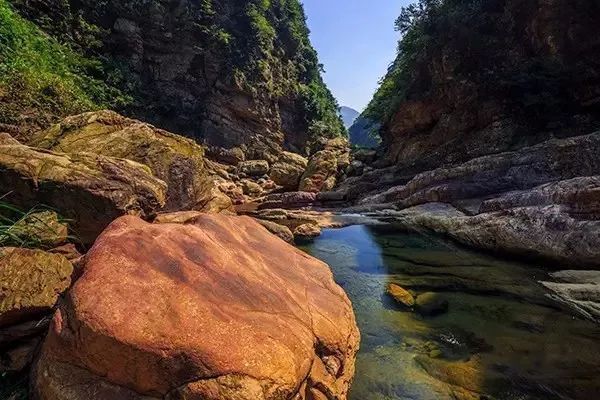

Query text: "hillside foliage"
[232, 0, 345, 139]
[0, 0, 129, 132]
[363, 0, 583, 131]
[4, 0, 344, 142]
[363, 0, 479, 125]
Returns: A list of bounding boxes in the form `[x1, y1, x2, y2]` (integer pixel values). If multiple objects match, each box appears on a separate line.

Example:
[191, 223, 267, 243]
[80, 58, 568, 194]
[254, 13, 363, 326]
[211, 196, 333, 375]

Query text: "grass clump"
[0, 0, 129, 131]
[0, 198, 70, 249]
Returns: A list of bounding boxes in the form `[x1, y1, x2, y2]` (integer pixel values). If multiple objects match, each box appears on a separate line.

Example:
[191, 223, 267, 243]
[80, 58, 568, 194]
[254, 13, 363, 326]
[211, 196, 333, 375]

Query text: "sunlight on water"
[299, 225, 600, 400]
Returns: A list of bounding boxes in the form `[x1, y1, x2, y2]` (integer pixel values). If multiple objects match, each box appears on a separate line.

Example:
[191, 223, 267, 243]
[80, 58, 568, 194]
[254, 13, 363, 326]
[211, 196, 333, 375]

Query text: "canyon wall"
[365, 0, 600, 172]
[7, 0, 345, 159]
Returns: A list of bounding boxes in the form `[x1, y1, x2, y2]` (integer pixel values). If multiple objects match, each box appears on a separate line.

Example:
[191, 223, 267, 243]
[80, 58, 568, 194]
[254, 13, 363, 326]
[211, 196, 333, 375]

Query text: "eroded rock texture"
[0, 248, 72, 329]
[349, 132, 600, 267]
[33, 215, 359, 400]
[0, 248, 72, 373]
[0, 141, 166, 244]
[29, 110, 230, 213]
[10, 0, 345, 160]
[341, 0, 600, 271]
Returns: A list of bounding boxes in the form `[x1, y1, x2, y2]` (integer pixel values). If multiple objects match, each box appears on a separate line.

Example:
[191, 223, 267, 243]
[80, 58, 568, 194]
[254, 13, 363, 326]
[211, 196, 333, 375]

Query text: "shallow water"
[299, 224, 600, 400]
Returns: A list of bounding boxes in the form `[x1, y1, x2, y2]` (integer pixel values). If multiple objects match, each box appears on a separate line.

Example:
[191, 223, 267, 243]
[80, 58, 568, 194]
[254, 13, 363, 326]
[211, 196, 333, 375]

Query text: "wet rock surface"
[386, 284, 415, 308]
[33, 215, 359, 400]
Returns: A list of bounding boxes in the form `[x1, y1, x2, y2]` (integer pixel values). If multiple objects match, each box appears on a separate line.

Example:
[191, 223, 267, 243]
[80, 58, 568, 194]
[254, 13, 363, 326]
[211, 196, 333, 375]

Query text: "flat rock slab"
[33, 215, 359, 400]
[541, 270, 600, 323]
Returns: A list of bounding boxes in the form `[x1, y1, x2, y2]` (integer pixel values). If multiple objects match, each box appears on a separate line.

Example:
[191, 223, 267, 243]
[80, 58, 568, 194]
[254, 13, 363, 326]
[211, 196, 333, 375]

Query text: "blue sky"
[301, 0, 411, 112]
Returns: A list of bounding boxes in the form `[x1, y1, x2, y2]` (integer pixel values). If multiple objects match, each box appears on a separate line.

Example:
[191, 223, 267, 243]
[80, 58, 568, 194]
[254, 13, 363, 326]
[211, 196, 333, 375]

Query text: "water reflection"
[299, 225, 600, 400]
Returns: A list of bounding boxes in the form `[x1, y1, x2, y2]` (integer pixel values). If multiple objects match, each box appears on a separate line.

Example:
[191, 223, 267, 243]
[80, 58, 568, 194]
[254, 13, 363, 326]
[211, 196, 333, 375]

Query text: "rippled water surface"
[299, 224, 600, 400]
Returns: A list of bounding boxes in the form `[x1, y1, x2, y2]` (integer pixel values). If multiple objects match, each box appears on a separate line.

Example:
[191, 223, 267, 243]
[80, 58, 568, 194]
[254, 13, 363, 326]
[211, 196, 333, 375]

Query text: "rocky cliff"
[340, 0, 600, 268]
[365, 0, 600, 171]
[6, 0, 345, 159]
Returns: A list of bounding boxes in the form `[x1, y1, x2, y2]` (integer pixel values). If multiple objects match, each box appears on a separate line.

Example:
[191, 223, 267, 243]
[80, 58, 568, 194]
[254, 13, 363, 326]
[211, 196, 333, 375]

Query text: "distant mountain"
[339, 106, 360, 129]
[340, 106, 379, 148]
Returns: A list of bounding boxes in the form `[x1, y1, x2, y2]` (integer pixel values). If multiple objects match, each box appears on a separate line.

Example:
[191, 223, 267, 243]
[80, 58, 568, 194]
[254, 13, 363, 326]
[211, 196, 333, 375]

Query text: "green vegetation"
[364, 0, 571, 130]
[231, 0, 345, 141]
[363, 0, 487, 125]
[1, 0, 343, 143]
[0, 199, 70, 249]
[0, 0, 129, 130]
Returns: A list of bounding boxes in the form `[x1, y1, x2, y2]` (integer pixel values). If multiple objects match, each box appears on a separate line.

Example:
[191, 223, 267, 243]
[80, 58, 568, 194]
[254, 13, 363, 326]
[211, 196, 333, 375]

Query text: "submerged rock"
[33, 215, 359, 400]
[415, 292, 449, 316]
[386, 284, 415, 308]
[0, 142, 166, 244]
[29, 110, 228, 213]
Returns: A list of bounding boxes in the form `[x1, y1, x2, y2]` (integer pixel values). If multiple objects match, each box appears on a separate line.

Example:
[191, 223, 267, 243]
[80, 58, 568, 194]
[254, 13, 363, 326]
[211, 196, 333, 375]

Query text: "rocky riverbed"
[300, 224, 600, 400]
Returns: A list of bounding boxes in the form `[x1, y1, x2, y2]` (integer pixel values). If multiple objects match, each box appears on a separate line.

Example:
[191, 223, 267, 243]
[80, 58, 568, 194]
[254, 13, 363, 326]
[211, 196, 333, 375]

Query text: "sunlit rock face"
[29, 110, 231, 214]
[0, 139, 166, 245]
[33, 215, 359, 400]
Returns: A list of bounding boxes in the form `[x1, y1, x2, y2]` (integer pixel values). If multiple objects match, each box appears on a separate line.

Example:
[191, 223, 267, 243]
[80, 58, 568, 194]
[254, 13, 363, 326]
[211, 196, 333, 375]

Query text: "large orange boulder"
[33, 215, 359, 400]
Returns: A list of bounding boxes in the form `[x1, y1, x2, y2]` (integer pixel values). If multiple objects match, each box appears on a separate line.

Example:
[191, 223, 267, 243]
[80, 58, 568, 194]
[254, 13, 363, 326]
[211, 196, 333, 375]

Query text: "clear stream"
[299, 224, 600, 400]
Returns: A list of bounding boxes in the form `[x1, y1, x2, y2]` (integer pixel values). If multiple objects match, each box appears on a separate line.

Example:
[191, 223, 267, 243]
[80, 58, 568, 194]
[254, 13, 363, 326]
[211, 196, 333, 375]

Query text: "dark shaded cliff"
[6, 0, 344, 159]
[364, 0, 600, 171]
